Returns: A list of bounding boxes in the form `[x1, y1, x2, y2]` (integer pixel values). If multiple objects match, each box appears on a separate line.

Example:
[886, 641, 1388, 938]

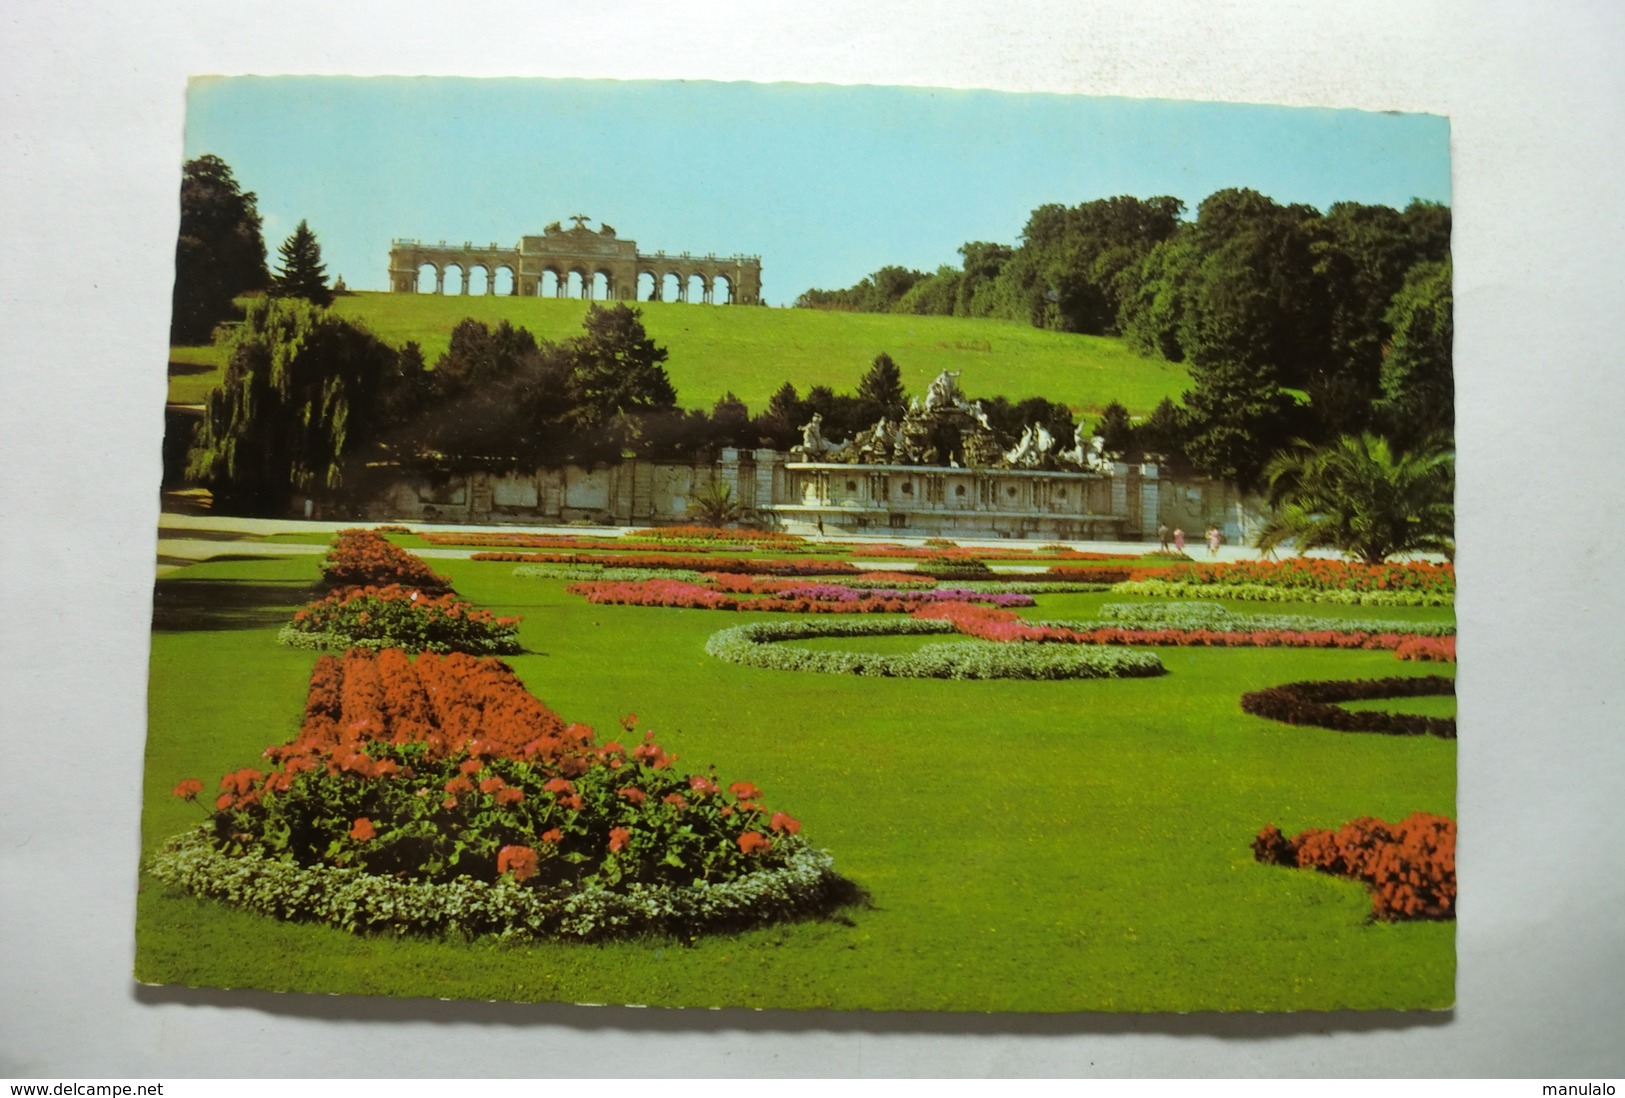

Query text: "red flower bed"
[1044, 567, 1136, 584]
[909, 603, 1427, 654]
[267, 648, 592, 779]
[183, 650, 812, 893]
[565, 579, 926, 614]
[853, 571, 933, 586]
[1252, 813, 1456, 920]
[472, 550, 857, 576]
[859, 545, 1136, 562]
[1119, 558, 1455, 596]
[422, 531, 735, 554]
[1394, 635, 1457, 662]
[630, 525, 806, 544]
[321, 529, 452, 591]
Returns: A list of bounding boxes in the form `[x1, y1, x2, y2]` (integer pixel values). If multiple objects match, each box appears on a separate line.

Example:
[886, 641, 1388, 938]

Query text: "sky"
[184, 78, 1451, 306]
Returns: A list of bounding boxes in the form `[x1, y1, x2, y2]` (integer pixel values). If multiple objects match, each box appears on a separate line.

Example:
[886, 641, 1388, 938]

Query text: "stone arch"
[492, 265, 515, 296]
[540, 269, 562, 298]
[591, 269, 612, 301]
[566, 269, 588, 299]
[443, 264, 465, 295]
[711, 272, 734, 304]
[661, 271, 682, 302]
[416, 262, 439, 294]
[686, 272, 708, 304]
[467, 264, 489, 295]
[638, 270, 659, 301]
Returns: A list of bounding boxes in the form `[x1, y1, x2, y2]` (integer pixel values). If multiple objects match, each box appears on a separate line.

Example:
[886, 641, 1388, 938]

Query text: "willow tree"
[187, 298, 402, 514]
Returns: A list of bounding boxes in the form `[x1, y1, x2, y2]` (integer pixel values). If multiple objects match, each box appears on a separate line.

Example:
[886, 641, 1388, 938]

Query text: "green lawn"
[138, 549, 1454, 1012]
[170, 293, 1190, 418]
[166, 343, 230, 405]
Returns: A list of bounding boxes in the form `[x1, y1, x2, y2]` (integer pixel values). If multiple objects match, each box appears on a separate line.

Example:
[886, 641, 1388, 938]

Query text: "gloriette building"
[387, 216, 762, 305]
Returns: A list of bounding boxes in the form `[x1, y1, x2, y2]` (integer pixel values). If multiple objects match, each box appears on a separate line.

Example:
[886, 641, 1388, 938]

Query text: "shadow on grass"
[151, 577, 312, 633]
[132, 973, 1452, 1038]
[168, 359, 216, 377]
[157, 526, 263, 542]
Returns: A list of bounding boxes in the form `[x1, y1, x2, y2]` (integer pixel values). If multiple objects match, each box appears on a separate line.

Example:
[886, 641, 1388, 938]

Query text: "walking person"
[1157, 522, 1170, 552]
[1173, 527, 1185, 554]
[1207, 525, 1222, 557]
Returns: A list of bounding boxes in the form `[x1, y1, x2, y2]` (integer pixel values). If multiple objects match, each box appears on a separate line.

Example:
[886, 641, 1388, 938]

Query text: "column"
[719, 448, 741, 501]
[753, 449, 780, 512]
[1138, 463, 1160, 539]
[1110, 462, 1130, 523]
[434, 269, 445, 295]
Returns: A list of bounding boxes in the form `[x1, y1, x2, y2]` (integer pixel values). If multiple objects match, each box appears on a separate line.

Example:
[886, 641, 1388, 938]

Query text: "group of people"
[1158, 522, 1224, 557]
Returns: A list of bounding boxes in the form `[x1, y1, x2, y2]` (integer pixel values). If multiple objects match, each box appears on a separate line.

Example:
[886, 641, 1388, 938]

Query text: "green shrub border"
[1113, 580, 1453, 607]
[704, 618, 1165, 680]
[148, 827, 857, 943]
[275, 624, 522, 656]
[1239, 675, 1456, 738]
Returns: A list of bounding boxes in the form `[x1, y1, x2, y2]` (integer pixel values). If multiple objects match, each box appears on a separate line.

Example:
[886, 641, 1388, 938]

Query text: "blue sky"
[185, 78, 1450, 305]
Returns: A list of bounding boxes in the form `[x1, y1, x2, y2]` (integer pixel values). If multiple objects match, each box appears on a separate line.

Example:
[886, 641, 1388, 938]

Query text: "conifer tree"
[271, 219, 333, 306]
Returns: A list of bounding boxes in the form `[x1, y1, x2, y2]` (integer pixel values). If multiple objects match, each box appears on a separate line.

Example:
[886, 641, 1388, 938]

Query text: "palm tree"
[1254, 433, 1454, 563]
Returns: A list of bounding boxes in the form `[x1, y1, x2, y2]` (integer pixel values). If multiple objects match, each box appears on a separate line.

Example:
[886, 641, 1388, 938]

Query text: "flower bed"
[1045, 567, 1136, 584]
[153, 649, 848, 940]
[1111, 580, 1448, 607]
[321, 529, 452, 592]
[630, 525, 807, 545]
[704, 619, 1165, 680]
[423, 531, 738, 553]
[1394, 636, 1457, 662]
[278, 584, 522, 654]
[149, 827, 846, 941]
[1106, 559, 1454, 605]
[1239, 676, 1456, 737]
[1252, 813, 1456, 920]
[857, 545, 1137, 562]
[910, 603, 1440, 655]
[471, 551, 858, 576]
[564, 579, 1036, 612]
[512, 563, 708, 584]
[1096, 602, 1455, 637]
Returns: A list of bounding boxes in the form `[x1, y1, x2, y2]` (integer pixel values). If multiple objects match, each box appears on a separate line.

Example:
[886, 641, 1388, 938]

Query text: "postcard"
[141, 76, 1455, 1011]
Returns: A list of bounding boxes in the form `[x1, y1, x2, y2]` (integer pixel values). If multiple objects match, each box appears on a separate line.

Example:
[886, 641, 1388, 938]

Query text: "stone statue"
[925, 370, 965, 412]
[1002, 423, 1054, 468]
[543, 221, 562, 234]
[791, 414, 846, 460]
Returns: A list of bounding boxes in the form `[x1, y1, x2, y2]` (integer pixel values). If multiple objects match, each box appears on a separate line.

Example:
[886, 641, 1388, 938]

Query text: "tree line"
[171, 154, 337, 344]
[797, 190, 1453, 484]
[172, 156, 1453, 558]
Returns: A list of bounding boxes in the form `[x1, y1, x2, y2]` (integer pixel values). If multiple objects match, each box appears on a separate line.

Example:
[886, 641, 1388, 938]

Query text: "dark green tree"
[856, 352, 907, 422]
[750, 382, 806, 450]
[187, 299, 401, 513]
[708, 391, 752, 447]
[1375, 259, 1454, 443]
[1180, 358, 1300, 487]
[170, 154, 268, 344]
[409, 319, 572, 466]
[564, 304, 677, 428]
[270, 219, 333, 306]
[1092, 401, 1135, 454]
[1137, 396, 1188, 462]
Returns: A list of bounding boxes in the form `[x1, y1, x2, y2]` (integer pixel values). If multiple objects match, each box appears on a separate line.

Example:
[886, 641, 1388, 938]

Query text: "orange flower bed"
[321, 529, 452, 591]
[1252, 813, 1456, 920]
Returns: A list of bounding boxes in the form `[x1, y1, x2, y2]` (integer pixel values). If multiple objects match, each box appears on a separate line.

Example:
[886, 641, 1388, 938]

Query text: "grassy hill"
[170, 292, 1192, 417]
